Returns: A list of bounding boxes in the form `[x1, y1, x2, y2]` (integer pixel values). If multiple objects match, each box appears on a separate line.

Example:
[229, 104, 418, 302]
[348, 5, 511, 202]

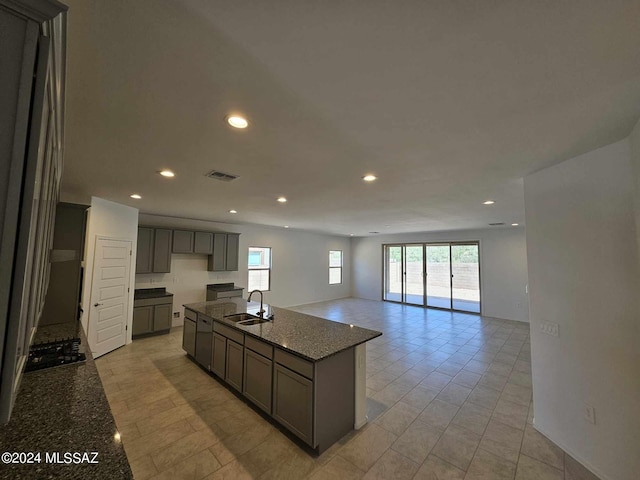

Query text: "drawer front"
[214, 322, 244, 344]
[134, 296, 172, 308]
[216, 290, 242, 299]
[245, 335, 273, 359]
[184, 308, 197, 321]
[275, 349, 314, 379]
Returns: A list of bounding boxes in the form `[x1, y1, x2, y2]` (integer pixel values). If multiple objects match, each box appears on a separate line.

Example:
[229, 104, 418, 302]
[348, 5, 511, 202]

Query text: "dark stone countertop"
[0, 325, 132, 480]
[134, 287, 173, 300]
[183, 299, 382, 362]
[206, 283, 243, 291]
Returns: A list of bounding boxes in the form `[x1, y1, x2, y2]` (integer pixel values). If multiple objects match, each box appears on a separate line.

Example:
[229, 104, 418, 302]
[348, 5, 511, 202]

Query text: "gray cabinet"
[194, 232, 213, 254]
[211, 322, 244, 391]
[182, 318, 196, 357]
[136, 227, 173, 273]
[207, 233, 240, 272]
[153, 229, 172, 273]
[136, 227, 153, 273]
[195, 314, 213, 369]
[211, 333, 227, 378]
[209, 234, 227, 271]
[133, 297, 173, 338]
[273, 363, 314, 445]
[225, 234, 240, 271]
[181, 311, 357, 453]
[226, 339, 244, 391]
[137, 227, 236, 272]
[244, 347, 273, 414]
[153, 304, 172, 331]
[132, 305, 153, 336]
[172, 230, 194, 253]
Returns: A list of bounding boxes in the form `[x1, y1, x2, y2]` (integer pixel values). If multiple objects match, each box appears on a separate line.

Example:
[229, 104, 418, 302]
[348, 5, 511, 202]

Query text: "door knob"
[94, 303, 103, 307]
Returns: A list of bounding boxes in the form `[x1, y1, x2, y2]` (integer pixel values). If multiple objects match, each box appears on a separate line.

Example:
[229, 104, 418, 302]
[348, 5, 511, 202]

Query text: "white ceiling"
[61, 0, 640, 236]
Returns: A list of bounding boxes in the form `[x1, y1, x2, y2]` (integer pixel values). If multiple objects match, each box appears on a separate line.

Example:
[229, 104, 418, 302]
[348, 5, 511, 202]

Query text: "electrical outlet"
[173, 312, 180, 318]
[584, 403, 596, 424]
[540, 321, 559, 337]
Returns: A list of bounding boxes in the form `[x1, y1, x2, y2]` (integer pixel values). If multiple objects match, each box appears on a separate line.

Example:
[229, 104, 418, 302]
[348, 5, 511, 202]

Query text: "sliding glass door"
[384, 242, 481, 313]
[451, 243, 480, 312]
[426, 244, 451, 309]
[404, 245, 424, 305]
[383, 245, 403, 302]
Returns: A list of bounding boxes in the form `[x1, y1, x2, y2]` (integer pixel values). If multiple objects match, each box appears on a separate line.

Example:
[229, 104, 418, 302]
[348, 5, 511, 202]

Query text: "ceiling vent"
[205, 170, 239, 182]
[488, 222, 505, 226]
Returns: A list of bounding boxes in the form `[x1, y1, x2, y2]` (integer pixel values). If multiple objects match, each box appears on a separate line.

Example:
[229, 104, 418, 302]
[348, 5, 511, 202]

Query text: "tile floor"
[95, 298, 600, 480]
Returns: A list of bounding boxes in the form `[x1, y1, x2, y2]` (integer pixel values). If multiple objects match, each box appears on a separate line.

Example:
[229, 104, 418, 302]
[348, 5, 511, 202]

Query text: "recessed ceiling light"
[227, 115, 248, 129]
[362, 174, 377, 182]
[483, 200, 495, 205]
[277, 197, 287, 203]
[512, 223, 519, 226]
[349, 233, 354, 236]
[130, 194, 141, 199]
[284, 225, 289, 228]
[159, 170, 175, 177]
[229, 210, 237, 214]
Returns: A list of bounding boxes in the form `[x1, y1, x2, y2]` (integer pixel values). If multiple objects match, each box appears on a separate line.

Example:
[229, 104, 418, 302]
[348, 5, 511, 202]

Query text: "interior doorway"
[88, 237, 132, 357]
[383, 242, 481, 313]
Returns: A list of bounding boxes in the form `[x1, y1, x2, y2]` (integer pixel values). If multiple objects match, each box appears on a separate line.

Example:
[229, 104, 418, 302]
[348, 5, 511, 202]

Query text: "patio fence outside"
[388, 261, 480, 301]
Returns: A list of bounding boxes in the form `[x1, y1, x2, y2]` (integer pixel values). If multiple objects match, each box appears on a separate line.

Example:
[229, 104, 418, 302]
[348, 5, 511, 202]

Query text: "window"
[329, 250, 342, 285]
[248, 247, 271, 291]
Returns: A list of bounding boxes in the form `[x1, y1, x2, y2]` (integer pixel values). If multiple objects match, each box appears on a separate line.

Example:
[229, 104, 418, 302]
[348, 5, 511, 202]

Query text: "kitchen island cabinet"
[182, 299, 381, 453]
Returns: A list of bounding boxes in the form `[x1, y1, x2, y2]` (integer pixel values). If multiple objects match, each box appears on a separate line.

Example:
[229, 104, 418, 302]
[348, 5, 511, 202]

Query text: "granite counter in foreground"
[0, 326, 132, 480]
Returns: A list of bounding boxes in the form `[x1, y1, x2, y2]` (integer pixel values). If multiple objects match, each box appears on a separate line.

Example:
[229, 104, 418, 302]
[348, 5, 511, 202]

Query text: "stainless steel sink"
[238, 318, 269, 326]
[224, 313, 260, 322]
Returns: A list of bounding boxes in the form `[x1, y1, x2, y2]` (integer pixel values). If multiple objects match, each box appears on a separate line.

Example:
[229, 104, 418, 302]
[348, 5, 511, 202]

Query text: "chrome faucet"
[248, 289, 265, 318]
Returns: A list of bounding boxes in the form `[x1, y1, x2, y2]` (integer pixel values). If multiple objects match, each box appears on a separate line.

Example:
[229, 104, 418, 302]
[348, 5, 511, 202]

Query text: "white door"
[88, 238, 132, 357]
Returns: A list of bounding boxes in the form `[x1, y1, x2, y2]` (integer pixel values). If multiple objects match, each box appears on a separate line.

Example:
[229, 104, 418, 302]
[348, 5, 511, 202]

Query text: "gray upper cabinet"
[136, 227, 154, 273]
[225, 234, 239, 271]
[207, 233, 240, 272]
[152, 228, 172, 273]
[136, 227, 173, 273]
[209, 233, 227, 271]
[194, 231, 213, 254]
[136, 227, 238, 274]
[172, 230, 194, 253]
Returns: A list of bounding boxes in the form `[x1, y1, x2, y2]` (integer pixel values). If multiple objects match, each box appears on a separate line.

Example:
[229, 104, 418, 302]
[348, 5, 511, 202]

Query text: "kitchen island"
[182, 299, 381, 453]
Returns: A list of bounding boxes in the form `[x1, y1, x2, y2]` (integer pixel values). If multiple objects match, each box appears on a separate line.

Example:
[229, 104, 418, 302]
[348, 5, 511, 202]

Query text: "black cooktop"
[25, 337, 86, 372]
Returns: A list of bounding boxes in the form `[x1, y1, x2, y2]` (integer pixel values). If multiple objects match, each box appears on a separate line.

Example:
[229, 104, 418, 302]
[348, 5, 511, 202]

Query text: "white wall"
[524, 139, 640, 480]
[351, 227, 529, 322]
[136, 214, 351, 324]
[81, 197, 139, 348]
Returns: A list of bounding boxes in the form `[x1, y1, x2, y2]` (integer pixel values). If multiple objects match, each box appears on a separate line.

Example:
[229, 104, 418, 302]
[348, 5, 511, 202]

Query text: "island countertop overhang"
[183, 299, 382, 362]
